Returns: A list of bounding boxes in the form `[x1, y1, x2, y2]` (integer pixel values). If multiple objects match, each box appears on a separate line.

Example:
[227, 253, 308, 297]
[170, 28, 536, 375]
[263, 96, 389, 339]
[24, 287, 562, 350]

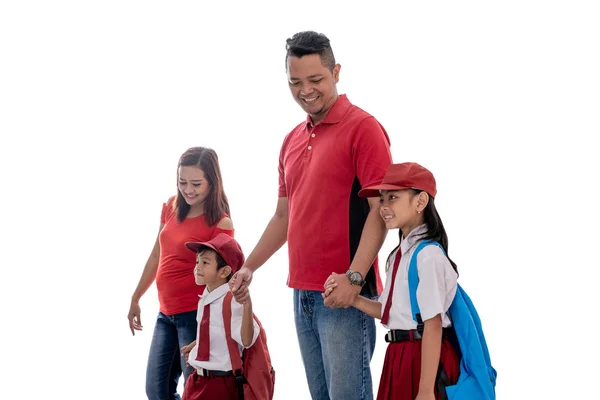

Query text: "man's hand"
[323, 273, 361, 308]
[229, 266, 253, 304]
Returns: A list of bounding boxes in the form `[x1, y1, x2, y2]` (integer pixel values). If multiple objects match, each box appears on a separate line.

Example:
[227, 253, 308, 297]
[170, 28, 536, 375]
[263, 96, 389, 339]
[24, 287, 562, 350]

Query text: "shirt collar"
[305, 94, 351, 128]
[400, 224, 428, 254]
[200, 283, 230, 305]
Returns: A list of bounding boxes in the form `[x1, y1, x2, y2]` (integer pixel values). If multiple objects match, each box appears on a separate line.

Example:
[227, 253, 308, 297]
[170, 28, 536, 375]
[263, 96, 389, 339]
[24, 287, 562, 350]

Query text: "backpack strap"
[222, 291, 243, 373]
[222, 291, 246, 399]
[407, 240, 445, 329]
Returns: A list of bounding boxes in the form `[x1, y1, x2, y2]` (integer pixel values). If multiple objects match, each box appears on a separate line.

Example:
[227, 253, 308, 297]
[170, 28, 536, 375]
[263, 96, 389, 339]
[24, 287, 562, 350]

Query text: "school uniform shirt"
[379, 224, 458, 330]
[188, 283, 260, 372]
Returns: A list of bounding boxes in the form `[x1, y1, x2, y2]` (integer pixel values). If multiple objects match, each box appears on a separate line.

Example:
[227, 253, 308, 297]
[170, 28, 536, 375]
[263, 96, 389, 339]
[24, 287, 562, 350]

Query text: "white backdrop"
[1, 1, 599, 399]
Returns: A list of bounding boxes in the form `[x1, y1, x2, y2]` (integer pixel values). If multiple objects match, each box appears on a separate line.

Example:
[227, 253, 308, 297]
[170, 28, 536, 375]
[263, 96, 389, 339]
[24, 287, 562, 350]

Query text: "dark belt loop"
[416, 313, 425, 334]
[235, 371, 245, 400]
[436, 362, 450, 400]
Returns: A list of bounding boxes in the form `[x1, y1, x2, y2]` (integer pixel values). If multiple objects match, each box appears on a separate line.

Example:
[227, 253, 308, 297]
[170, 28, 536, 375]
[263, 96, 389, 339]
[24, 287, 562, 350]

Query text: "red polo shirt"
[278, 94, 392, 296]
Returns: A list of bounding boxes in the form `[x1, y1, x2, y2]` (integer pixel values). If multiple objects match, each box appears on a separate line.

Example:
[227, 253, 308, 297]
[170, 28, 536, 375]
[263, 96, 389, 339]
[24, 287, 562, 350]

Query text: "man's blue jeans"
[294, 290, 376, 400]
[145, 311, 197, 400]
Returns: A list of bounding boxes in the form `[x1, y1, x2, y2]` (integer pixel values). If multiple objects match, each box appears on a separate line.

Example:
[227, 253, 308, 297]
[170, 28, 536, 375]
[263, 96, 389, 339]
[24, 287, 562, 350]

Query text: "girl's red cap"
[358, 162, 437, 198]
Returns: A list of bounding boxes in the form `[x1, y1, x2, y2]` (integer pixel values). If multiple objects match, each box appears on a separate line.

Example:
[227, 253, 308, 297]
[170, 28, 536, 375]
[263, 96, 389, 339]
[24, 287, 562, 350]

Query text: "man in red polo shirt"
[231, 31, 392, 399]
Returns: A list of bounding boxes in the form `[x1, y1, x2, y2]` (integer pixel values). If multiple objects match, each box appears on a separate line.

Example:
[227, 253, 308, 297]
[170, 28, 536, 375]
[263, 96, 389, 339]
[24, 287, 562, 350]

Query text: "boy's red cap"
[358, 162, 437, 198]
[185, 233, 245, 274]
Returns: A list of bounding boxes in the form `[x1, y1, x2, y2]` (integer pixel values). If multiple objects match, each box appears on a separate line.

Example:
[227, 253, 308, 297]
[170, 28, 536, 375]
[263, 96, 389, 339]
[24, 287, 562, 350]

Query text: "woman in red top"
[127, 147, 234, 400]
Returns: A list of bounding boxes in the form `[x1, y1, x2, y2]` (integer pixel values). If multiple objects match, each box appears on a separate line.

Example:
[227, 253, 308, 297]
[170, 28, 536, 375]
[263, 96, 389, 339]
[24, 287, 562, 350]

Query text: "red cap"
[185, 233, 245, 274]
[358, 162, 437, 198]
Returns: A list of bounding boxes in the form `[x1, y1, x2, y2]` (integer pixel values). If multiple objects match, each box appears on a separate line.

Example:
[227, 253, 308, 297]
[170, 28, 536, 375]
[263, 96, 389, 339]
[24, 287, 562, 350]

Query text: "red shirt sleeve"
[160, 196, 176, 224]
[213, 228, 234, 238]
[278, 135, 291, 198]
[352, 117, 392, 189]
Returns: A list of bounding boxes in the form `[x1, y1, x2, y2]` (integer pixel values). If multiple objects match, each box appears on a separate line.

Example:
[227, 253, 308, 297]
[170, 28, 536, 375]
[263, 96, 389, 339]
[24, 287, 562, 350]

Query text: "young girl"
[127, 147, 234, 400]
[325, 162, 460, 400]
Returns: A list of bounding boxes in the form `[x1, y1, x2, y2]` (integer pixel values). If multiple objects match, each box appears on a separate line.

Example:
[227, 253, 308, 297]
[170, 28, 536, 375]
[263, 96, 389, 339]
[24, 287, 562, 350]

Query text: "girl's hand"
[415, 391, 436, 400]
[322, 273, 339, 298]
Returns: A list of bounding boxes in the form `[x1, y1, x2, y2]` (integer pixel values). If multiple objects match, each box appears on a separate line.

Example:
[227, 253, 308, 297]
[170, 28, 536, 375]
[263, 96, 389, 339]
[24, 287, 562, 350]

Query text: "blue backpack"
[408, 240, 497, 400]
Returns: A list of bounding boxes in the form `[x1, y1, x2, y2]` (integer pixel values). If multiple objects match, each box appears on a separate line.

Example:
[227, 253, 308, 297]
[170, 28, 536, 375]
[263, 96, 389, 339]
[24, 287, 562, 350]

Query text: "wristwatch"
[346, 269, 366, 287]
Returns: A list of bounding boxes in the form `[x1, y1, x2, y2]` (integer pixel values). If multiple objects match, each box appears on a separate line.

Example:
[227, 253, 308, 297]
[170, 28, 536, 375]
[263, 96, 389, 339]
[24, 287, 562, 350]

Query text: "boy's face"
[194, 249, 230, 289]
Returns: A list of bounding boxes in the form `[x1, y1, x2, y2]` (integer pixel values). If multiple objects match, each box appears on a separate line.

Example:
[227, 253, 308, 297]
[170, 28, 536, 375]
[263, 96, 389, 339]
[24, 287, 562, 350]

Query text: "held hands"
[127, 300, 143, 336]
[323, 273, 339, 297]
[322, 272, 360, 309]
[181, 340, 196, 366]
[229, 266, 253, 304]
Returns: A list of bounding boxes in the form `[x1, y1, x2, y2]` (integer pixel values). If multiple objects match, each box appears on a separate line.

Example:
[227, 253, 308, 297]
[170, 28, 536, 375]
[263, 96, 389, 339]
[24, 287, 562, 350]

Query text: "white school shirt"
[378, 224, 458, 330]
[188, 283, 260, 372]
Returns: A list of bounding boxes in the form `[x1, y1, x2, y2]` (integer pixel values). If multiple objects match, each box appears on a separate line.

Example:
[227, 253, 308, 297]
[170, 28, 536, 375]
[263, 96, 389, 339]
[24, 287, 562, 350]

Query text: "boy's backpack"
[222, 291, 275, 400]
[408, 241, 497, 400]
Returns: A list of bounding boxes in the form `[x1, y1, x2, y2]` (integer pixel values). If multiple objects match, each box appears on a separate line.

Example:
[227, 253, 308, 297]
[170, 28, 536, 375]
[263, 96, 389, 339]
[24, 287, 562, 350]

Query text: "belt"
[385, 327, 453, 343]
[385, 329, 423, 343]
[196, 368, 234, 378]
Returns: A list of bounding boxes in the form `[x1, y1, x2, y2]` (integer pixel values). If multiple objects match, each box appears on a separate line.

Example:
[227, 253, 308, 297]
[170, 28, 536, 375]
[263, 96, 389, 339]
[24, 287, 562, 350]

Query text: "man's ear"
[333, 63, 341, 83]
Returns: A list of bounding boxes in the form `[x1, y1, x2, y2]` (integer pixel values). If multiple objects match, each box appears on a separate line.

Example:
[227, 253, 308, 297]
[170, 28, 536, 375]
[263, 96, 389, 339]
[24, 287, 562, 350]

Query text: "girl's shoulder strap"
[407, 240, 444, 325]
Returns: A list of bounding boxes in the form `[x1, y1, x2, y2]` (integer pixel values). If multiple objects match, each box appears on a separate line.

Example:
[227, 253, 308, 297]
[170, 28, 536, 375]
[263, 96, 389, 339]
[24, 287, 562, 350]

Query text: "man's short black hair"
[285, 31, 336, 71]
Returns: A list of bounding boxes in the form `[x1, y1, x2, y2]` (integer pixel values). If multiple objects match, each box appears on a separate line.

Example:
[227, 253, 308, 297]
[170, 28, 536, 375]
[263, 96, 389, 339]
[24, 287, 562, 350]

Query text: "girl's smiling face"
[379, 189, 428, 236]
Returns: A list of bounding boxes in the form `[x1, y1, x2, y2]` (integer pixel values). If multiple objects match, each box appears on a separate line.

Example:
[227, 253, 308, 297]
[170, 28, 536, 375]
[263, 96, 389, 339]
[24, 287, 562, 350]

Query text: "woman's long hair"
[173, 147, 230, 226]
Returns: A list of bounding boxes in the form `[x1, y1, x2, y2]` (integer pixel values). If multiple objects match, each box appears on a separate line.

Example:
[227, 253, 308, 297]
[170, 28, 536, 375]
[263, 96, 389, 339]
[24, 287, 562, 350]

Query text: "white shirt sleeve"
[415, 245, 458, 322]
[230, 298, 260, 349]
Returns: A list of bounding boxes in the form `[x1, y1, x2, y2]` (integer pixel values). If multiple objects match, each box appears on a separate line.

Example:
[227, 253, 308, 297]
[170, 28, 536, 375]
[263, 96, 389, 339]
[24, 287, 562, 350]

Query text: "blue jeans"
[294, 290, 377, 400]
[146, 311, 197, 400]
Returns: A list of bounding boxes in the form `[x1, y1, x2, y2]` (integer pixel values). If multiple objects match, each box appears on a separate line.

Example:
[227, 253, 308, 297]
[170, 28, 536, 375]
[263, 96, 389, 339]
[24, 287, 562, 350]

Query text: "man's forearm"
[349, 209, 387, 276]
[244, 214, 288, 272]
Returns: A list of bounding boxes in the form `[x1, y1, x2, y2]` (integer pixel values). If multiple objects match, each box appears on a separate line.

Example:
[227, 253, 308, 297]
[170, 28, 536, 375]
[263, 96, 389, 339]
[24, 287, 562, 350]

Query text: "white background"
[1, 1, 599, 399]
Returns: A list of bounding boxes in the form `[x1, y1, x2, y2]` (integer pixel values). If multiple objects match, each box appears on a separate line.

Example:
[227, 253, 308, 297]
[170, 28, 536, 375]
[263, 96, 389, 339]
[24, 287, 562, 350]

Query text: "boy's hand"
[230, 267, 253, 304]
[242, 291, 252, 307]
[181, 340, 196, 366]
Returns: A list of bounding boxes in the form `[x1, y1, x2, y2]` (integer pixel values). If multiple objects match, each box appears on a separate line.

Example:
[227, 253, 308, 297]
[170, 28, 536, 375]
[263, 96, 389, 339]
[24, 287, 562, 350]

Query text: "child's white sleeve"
[415, 246, 458, 322]
[230, 299, 260, 349]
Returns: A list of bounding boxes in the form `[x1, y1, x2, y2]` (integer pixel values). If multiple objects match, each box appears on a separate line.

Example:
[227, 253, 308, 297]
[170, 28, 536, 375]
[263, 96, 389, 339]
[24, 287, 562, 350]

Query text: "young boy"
[180, 233, 259, 400]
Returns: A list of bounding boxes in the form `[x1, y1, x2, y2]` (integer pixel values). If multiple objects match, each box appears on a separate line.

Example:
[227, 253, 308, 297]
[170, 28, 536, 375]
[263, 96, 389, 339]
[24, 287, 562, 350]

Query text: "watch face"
[350, 272, 362, 285]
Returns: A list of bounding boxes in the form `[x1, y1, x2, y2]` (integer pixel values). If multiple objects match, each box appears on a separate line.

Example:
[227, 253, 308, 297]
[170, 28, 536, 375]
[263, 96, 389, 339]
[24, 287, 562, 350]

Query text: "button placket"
[304, 126, 316, 159]
[308, 129, 316, 150]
